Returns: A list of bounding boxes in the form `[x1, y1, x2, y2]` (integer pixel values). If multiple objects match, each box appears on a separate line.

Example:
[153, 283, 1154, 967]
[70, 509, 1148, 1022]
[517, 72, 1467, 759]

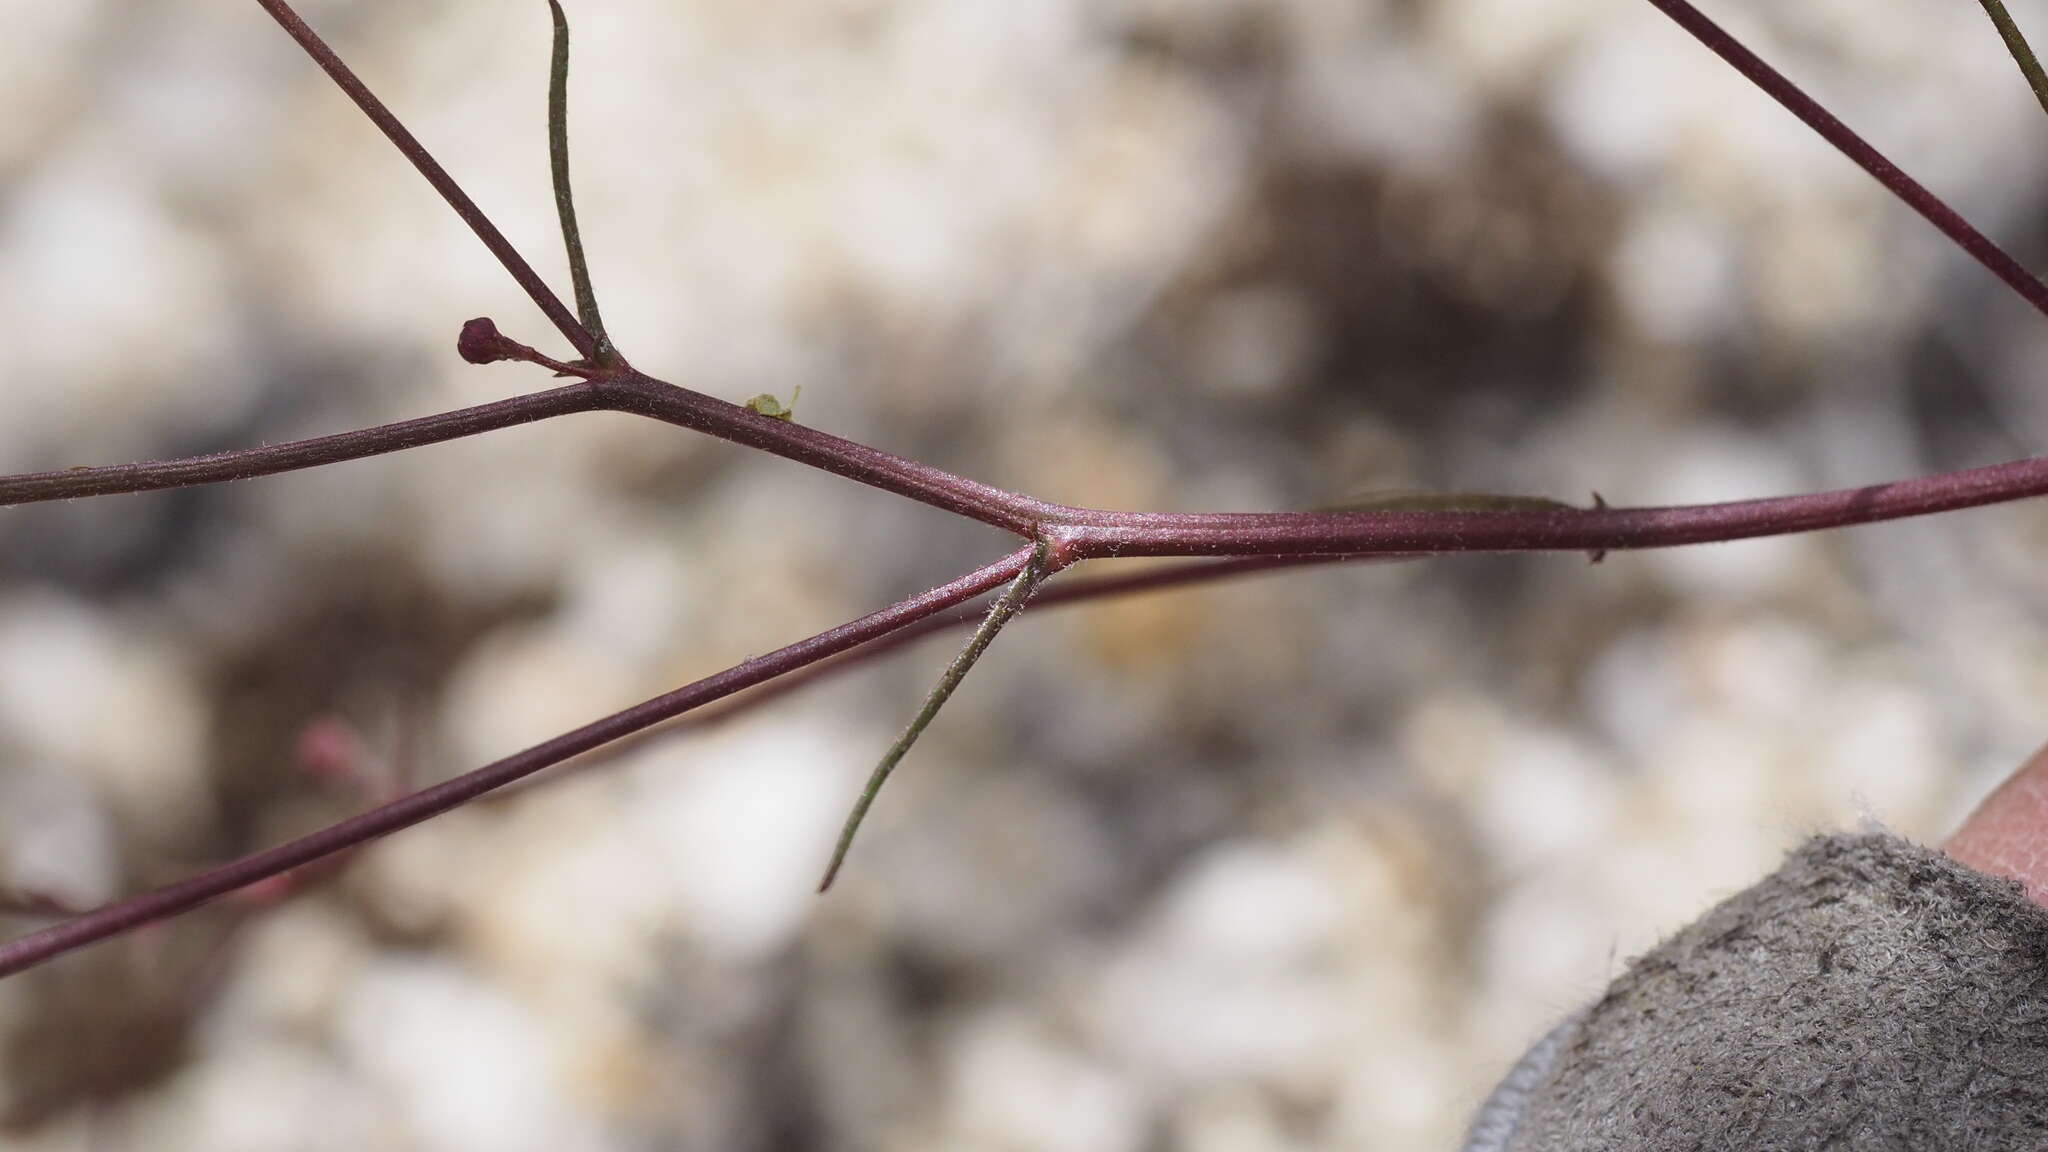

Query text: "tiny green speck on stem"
[817, 541, 1050, 892]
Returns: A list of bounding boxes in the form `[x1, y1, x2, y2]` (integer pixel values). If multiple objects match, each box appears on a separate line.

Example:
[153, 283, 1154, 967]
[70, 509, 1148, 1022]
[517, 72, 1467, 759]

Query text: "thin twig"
[0, 546, 1038, 979]
[251, 0, 597, 360]
[234, 0, 2048, 550]
[6, 0, 2047, 975]
[13, 367, 2048, 556]
[547, 0, 618, 364]
[0, 368, 1061, 536]
[606, 373, 1062, 533]
[1642, 0, 2048, 321]
[818, 542, 1050, 891]
[503, 554, 1424, 803]
[1978, 0, 2048, 119]
[1044, 452, 2048, 558]
[0, 384, 602, 506]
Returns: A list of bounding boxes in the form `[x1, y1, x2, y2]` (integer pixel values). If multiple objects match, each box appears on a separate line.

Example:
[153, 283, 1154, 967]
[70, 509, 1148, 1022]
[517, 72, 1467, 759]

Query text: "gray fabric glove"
[1463, 833, 2048, 1150]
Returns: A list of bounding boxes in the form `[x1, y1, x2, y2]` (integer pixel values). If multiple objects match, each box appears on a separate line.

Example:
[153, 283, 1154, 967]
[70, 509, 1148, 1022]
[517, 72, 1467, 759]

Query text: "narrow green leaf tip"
[817, 542, 1049, 892]
[1978, 0, 2048, 120]
[548, 0, 617, 364]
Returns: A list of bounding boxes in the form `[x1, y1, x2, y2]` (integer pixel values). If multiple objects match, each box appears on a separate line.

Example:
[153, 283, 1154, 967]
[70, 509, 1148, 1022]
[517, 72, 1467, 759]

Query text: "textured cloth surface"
[1486, 833, 2048, 1150]
[1463, 1012, 1579, 1152]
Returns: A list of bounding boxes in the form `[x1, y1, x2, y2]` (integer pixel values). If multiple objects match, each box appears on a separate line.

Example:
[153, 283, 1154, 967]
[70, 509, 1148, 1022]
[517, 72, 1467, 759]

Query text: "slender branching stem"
[0, 546, 1038, 978]
[547, 0, 618, 364]
[546, 554, 1419, 786]
[5, 0, 2045, 969]
[0, 384, 604, 506]
[1642, 0, 2048, 320]
[1043, 452, 2048, 557]
[0, 366, 1061, 535]
[1977, 0, 2048, 119]
[251, 0, 598, 360]
[817, 542, 1051, 892]
[603, 372, 1063, 533]
[13, 361, 2048, 555]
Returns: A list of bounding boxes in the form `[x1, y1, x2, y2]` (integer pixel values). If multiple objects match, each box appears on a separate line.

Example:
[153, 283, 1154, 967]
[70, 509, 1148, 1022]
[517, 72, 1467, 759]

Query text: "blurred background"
[4, 0, 2048, 1148]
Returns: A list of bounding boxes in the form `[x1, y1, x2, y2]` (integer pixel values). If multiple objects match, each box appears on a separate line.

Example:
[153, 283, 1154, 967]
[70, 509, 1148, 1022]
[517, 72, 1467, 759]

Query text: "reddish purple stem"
[251, 0, 598, 360]
[0, 384, 601, 505]
[6, 0, 2048, 978]
[0, 546, 1036, 978]
[1042, 453, 2048, 557]
[12, 367, 2048, 557]
[1644, 0, 2048, 319]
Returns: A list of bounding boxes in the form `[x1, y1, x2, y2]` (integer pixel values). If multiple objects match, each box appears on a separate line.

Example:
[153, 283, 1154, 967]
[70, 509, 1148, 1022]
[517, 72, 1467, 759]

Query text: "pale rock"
[0, 592, 211, 843]
[1471, 724, 1620, 873]
[943, 1009, 1147, 1152]
[0, 761, 118, 910]
[205, 901, 371, 1042]
[1176, 1085, 1308, 1152]
[1807, 671, 1943, 831]
[138, 1037, 385, 1152]
[0, 139, 241, 464]
[441, 615, 643, 768]
[336, 957, 602, 1152]
[0, 1, 101, 169]
[620, 715, 850, 963]
[1611, 202, 1735, 342]
[1090, 840, 1343, 1086]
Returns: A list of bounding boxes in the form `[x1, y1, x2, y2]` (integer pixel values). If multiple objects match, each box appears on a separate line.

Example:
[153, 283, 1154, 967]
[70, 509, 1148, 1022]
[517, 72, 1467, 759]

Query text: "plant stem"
[224, 0, 2048, 548]
[12, 0, 2030, 983]
[604, 373, 1063, 533]
[1046, 451, 2048, 556]
[252, 0, 598, 360]
[0, 546, 1038, 979]
[817, 541, 1050, 891]
[1978, 0, 2048, 119]
[1643, 0, 2048, 320]
[547, 0, 617, 364]
[545, 554, 1416, 788]
[0, 368, 1061, 535]
[15, 363, 2048, 558]
[0, 384, 604, 506]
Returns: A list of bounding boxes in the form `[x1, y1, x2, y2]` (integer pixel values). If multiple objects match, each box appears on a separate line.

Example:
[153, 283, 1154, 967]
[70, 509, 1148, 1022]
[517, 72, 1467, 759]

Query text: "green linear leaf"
[1978, 0, 2048, 120]
[548, 0, 617, 363]
[817, 543, 1049, 891]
